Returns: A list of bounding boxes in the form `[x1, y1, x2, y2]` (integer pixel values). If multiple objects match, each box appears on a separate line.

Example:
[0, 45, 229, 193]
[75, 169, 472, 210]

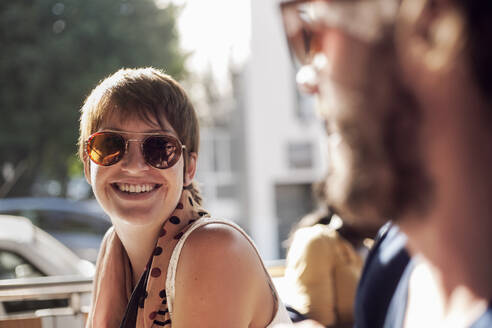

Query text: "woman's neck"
[114, 224, 161, 287]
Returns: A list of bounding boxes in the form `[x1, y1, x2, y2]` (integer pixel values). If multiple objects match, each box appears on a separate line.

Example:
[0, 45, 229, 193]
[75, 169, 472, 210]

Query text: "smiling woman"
[78, 67, 292, 327]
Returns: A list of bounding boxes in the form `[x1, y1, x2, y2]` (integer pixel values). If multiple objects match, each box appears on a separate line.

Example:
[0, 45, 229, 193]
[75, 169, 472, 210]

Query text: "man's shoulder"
[354, 222, 411, 328]
[472, 302, 492, 328]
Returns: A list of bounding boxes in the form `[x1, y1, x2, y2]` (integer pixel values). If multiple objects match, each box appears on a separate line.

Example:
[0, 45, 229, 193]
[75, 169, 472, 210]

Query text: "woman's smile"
[113, 183, 160, 194]
[110, 181, 163, 201]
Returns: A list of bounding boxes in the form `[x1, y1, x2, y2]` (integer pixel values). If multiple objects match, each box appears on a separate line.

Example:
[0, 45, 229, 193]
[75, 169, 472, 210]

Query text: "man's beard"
[318, 44, 433, 229]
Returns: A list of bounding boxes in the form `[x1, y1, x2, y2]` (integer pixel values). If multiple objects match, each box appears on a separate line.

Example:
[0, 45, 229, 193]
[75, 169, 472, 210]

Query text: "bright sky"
[156, 0, 251, 92]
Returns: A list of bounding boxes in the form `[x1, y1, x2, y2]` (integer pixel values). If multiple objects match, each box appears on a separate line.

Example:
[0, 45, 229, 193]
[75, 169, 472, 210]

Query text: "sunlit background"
[0, 0, 328, 260]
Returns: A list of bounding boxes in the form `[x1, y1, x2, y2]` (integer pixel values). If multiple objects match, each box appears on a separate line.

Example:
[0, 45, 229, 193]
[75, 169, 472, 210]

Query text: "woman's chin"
[111, 207, 168, 229]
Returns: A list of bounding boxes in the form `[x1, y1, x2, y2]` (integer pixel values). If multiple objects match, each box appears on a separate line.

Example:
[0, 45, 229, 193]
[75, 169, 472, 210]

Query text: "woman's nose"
[120, 140, 149, 172]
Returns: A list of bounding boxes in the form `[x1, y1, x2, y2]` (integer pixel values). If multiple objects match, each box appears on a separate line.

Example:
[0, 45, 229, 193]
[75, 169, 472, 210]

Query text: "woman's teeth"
[116, 183, 157, 193]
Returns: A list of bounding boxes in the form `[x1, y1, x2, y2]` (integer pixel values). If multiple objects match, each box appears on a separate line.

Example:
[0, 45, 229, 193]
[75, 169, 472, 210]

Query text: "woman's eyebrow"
[102, 127, 174, 134]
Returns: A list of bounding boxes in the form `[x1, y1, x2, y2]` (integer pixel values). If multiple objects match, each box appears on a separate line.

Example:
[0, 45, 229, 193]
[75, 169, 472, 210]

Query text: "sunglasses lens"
[87, 133, 125, 166]
[283, 1, 341, 68]
[281, 3, 314, 65]
[143, 136, 181, 169]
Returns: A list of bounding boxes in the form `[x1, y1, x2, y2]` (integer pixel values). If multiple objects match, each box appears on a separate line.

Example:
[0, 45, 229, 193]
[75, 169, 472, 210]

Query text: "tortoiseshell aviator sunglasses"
[85, 130, 186, 169]
[279, 0, 398, 66]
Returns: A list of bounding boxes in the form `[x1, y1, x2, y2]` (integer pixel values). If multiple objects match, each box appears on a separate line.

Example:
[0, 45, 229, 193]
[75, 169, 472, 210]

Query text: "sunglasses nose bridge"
[120, 138, 150, 170]
[123, 138, 140, 157]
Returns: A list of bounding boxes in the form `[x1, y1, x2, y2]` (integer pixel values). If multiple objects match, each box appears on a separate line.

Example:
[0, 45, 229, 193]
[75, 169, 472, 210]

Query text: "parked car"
[0, 215, 95, 280]
[0, 215, 94, 320]
[0, 197, 111, 263]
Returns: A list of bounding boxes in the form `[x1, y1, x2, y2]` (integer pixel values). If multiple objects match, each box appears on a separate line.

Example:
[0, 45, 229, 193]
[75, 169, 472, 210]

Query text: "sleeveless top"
[165, 218, 292, 327]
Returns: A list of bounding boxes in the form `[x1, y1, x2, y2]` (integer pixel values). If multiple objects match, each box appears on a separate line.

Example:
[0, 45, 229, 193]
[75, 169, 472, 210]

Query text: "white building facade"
[196, 0, 328, 260]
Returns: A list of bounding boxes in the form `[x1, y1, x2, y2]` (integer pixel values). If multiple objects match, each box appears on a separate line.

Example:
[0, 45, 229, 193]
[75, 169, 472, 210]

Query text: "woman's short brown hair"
[78, 67, 202, 204]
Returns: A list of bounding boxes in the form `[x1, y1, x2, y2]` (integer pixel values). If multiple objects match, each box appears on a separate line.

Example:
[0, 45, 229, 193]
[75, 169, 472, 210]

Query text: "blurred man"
[279, 0, 492, 326]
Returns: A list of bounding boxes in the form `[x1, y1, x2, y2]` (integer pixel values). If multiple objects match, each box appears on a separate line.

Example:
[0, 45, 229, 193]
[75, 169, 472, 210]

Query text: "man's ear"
[183, 152, 197, 186]
[396, 0, 465, 74]
[83, 156, 92, 186]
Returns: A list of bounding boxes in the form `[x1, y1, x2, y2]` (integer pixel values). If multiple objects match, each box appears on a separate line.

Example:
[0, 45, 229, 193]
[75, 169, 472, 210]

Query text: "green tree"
[0, 0, 187, 197]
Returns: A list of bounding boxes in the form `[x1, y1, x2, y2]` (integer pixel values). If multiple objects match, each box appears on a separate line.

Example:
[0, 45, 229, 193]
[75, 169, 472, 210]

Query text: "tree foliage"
[0, 0, 187, 197]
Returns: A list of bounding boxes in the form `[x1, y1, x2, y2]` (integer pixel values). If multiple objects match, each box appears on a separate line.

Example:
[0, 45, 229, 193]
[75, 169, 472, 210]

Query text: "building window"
[287, 141, 313, 169]
[275, 183, 316, 258]
[197, 129, 237, 200]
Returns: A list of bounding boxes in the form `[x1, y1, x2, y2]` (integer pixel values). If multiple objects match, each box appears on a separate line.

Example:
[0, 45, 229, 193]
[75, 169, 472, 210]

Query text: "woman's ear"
[83, 156, 92, 186]
[183, 152, 197, 186]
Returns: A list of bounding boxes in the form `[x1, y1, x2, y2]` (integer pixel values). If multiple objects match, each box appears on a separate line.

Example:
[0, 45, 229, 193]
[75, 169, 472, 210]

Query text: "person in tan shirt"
[284, 182, 376, 327]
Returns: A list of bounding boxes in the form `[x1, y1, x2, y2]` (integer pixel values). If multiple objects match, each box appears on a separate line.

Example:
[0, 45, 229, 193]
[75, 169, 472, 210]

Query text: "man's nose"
[296, 51, 330, 95]
[296, 64, 319, 94]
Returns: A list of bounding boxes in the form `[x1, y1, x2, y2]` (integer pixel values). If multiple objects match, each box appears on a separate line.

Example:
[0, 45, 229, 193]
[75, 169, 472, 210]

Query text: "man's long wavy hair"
[459, 1, 492, 109]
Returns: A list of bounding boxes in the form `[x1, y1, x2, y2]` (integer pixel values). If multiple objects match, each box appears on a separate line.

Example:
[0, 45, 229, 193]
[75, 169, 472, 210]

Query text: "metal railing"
[0, 261, 287, 327]
[0, 275, 92, 326]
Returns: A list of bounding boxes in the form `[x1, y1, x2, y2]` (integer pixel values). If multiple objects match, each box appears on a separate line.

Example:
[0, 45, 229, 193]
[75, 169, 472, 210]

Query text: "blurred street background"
[0, 0, 329, 262]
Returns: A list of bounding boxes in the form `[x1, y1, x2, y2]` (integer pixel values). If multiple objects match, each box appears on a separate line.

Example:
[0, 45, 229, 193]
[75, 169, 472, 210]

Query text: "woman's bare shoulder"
[178, 222, 260, 276]
[172, 221, 274, 326]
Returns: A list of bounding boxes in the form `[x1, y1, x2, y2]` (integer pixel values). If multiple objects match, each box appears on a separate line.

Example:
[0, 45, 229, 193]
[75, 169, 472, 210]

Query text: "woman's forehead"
[99, 106, 175, 133]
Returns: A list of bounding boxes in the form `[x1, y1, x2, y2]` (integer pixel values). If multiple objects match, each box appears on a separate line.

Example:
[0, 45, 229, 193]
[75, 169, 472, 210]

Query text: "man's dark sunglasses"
[279, 0, 398, 66]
